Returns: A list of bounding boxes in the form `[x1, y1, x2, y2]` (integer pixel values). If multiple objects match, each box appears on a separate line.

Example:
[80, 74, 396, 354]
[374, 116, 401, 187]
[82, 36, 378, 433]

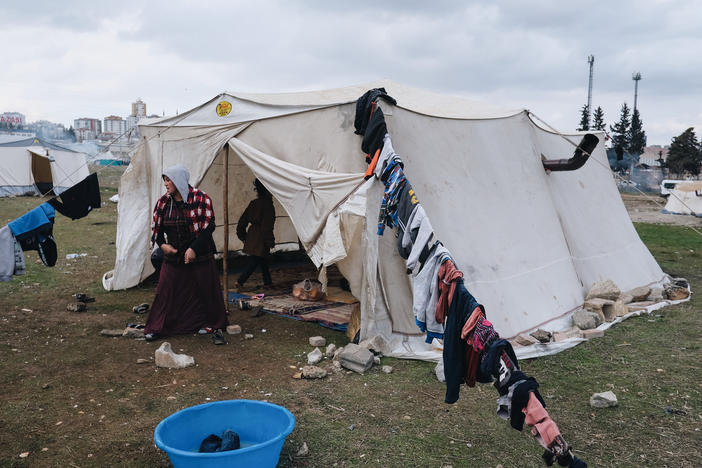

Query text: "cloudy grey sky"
[1, 0, 700, 145]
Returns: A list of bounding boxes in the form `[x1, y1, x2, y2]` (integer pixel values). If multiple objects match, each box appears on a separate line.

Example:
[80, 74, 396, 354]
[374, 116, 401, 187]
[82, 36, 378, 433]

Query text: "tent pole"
[223, 144, 230, 312]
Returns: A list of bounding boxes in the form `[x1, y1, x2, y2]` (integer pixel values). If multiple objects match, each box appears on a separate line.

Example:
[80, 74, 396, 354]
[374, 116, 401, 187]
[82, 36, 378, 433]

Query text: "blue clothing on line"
[8, 203, 55, 239]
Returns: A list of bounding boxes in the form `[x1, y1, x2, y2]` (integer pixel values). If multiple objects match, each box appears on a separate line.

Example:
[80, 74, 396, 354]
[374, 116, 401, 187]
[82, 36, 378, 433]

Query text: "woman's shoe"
[144, 333, 158, 342]
[212, 329, 226, 345]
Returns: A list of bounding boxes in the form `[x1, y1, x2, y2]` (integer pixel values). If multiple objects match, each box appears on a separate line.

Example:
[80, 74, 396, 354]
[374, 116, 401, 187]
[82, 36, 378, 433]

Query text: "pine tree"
[577, 104, 590, 131]
[667, 127, 701, 176]
[592, 106, 606, 131]
[609, 103, 631, 159]
[628, 109, 647, 154]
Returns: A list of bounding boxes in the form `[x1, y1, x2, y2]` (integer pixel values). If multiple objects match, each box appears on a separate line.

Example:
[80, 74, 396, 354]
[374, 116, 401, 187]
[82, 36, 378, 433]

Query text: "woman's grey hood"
[163, 164, 190, 200]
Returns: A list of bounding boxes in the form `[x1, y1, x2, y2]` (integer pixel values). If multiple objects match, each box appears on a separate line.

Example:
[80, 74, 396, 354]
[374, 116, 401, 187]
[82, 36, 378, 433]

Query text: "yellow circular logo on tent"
[216, 101, 232, 117]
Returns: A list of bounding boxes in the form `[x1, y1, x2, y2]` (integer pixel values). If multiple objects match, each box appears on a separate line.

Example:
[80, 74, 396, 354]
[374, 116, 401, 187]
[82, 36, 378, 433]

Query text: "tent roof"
[142, 80, 524, 127]
[0, 137, 79, 152]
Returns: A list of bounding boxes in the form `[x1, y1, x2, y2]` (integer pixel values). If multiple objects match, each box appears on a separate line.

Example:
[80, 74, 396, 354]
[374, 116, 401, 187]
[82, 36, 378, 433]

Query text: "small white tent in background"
[662, 181, 702, 216]
[103, 81, 667, 360]
[0, 137, 90, 196]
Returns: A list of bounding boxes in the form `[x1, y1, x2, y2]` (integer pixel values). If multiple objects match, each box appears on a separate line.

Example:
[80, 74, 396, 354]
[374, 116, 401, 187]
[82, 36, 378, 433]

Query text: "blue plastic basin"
[154, 399, 295, 467]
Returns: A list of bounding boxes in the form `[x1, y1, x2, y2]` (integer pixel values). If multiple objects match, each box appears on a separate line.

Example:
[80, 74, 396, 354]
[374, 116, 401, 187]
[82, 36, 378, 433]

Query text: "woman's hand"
[161, 244, 178, 256]
[184, 248, 196, 264]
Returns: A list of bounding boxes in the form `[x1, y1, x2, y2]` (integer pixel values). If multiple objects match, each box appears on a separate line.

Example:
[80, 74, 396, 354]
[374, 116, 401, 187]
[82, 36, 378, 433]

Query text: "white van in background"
[660, 179, 686, 197]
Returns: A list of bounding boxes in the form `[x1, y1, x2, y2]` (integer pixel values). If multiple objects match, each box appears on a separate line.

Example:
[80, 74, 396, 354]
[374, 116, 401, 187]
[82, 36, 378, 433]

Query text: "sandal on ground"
[75, 293, 95, 303]
[133, 303, 149, 314]
[144, 333, 158, 342]
[212, 329, 226, 345]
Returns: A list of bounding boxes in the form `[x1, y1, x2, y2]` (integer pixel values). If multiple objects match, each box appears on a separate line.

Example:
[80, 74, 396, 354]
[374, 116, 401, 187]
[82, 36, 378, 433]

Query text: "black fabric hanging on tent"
[48, 173, 101, 220]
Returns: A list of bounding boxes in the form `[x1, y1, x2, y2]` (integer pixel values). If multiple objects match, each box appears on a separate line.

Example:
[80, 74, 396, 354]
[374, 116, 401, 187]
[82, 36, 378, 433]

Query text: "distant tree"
[666, 127, 701, 176]
[628, 109, 647, 155]
[609, 103, 631, 160]
[67, 126, 76, 142]
[592, 106, 606, 131]
[577, 104, 590, 131]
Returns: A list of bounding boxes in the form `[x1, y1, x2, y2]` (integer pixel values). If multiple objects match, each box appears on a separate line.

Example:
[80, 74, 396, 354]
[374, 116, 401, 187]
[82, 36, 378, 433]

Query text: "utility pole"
[632, 72, 642, 113]
[587, 55, 595, 123]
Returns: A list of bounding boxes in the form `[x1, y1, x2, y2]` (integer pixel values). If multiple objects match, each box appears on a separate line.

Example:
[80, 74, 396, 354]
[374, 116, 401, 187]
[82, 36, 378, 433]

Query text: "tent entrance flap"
[31, 151, 53, 194]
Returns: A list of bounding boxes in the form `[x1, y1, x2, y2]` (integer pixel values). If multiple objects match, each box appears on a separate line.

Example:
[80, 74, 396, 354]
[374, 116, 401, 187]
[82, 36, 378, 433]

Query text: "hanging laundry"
[354, 88, 396, 135]
[523, 392, 562, 449]
[396, 182, 420, 258]
[497, 378, 526, 421]
[362, 106, 389, 156]
[13, 236, 25, 277]
[459, 303, 486, 388]
[478, 338, 518, 383]
[509, 377, 546, 431]
[48, 173, 101, 220]
[374, 134, 397, 179]
[0, 226, 24, 281]
[403, 205, 435, 271]
[413, 243, 450, 343]
[435, 259, 462, 324]
[8, 203, 58, 267]
[443, 279, 485, 403]
[377, 159, 407, 235]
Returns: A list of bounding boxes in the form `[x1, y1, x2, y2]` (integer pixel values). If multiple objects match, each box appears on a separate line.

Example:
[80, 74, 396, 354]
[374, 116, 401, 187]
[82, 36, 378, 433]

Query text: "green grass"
[0, 192, 700, 467]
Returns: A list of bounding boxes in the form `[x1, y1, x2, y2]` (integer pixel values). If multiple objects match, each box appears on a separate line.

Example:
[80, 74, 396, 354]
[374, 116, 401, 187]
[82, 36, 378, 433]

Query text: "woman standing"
[144, 164, 228, 344]
[235, 179, 276, 289]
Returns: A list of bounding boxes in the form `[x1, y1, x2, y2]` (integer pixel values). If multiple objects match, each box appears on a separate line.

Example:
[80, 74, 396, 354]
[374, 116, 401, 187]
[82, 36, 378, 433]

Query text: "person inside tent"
[144, 164, 228, 344]
[234, 179, 276, 290]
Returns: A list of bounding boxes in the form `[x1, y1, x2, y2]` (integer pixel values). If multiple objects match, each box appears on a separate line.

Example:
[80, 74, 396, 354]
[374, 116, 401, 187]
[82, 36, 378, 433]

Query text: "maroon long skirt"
[145, 259, 228, 336]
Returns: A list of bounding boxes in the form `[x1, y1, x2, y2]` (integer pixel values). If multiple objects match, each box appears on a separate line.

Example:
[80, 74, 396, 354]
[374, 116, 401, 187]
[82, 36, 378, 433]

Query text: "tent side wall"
[382, 109, 586, 338]
[0, 147, 38, 196]
[47, 149, 91, 194]
[532, 124, 666, 292]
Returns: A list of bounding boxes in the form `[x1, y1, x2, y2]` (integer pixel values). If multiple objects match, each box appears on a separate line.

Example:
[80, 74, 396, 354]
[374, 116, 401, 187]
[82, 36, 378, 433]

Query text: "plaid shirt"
[151, 187, 214, 245]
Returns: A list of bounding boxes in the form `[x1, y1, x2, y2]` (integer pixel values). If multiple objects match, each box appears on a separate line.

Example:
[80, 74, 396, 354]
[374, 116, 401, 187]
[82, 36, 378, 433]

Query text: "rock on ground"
[514, 334, 540, 346]
[122, 327, 144, 339]
[530, 329, 552, 343]
[582, 329, 604, 339]
[358, 335, 389, 355]
[155, 342, 195, 369]
[301, 365, 327, 379]
[338, 343, 374, 373]
[100, 329, 124, 337]
[325, 343, 337, 357]
[296, 441, 310, 456]
[381, 365, 393, 374]
[648, 287, 664, 302]
[309, 336, 326, 347]
[226, 325, 242, 335]
[602, 301, 628, 321]
[585, 280, 621, 301]
[67, 302, 86, 312]
[307, 348, 323, 365]
[572, 309, 602, 330]
[590, 391, 618, 408]
[625, 286, 651, 302]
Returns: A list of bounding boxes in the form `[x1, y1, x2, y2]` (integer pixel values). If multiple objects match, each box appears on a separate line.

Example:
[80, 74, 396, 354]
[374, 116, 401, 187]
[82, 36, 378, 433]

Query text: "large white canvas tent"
[0, 137, 90, 196]
[103, 81, 666, 359]
[663, 181, 702, 216]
